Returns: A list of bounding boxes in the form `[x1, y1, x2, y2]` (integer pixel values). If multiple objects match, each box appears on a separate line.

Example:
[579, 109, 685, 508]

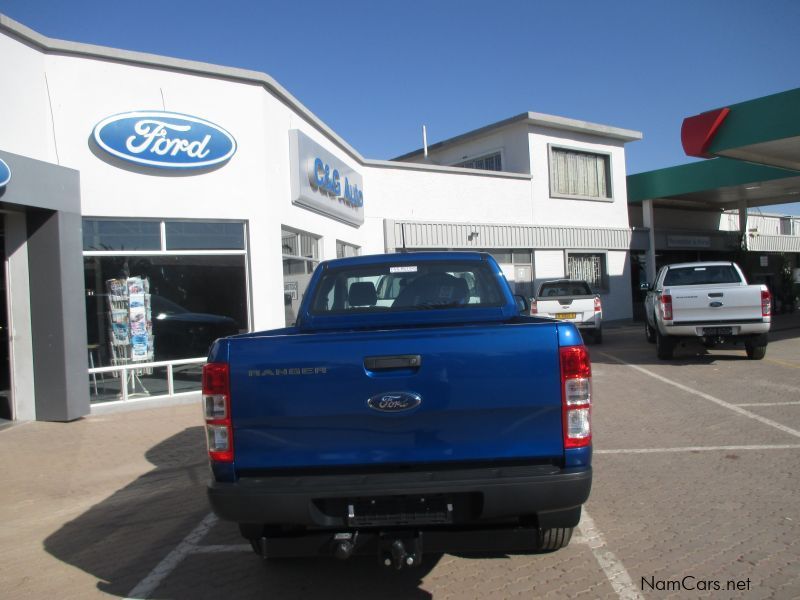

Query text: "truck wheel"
[745, 343, 767, 360]
[656, 330, 674, 360]
[537, 527, 573, 551]
[644, 320, 656, 343]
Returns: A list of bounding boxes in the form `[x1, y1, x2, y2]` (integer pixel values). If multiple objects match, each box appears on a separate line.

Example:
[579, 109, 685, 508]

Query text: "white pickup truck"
[531, 280, 602, 343]
[644, 261, 771, 360]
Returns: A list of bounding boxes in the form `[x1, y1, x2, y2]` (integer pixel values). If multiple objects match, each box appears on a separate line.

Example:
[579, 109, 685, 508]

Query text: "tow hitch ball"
[381, 534, 422, 569]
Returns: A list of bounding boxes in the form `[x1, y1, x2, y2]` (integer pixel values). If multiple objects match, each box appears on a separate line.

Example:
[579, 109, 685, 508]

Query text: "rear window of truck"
[310, 261, 505, 314]
[538, 281, 592, 297]
[663, 265, 742, 286]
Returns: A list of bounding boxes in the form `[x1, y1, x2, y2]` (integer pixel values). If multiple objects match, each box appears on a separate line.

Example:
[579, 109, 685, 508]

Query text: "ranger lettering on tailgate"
[248, 367, 328, 376]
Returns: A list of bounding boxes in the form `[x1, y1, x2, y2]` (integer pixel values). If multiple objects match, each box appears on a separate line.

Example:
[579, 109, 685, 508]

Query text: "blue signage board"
[289, 130, 364, 226]
[92, 111, 237, 169]
[0, 158, 10, 187]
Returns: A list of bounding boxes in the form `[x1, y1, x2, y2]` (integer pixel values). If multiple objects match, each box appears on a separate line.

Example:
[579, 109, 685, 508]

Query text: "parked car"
[643, 261, 771, 360]
[531, 280, 603, 343]
[204, 252, 592, 568]
[150, 295, 240, 360]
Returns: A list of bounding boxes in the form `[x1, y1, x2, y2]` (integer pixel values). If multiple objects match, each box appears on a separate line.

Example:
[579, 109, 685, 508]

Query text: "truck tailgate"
[669, 284, 764, 323]
[537, 298, 595, 323]
[229, 321, 564, 471]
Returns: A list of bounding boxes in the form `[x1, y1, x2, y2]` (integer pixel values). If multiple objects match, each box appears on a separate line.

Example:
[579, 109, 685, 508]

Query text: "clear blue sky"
[2, 0, 799, 214]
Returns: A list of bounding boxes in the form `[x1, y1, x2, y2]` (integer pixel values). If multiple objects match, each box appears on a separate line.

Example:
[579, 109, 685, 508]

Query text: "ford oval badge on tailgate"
[368, 392, 421, 413]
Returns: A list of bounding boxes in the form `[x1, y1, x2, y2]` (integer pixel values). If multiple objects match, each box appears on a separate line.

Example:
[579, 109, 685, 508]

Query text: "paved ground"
[1, 315, 799, 599]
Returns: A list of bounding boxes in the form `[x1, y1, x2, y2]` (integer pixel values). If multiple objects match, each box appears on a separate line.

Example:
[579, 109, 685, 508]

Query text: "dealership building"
[0, 15, 797, 423]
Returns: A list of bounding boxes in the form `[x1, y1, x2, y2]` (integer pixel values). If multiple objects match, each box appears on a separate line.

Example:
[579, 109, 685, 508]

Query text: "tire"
[656, 329, 674, 360]
[248, 538, 263, 556]
[644, 320, 656, 343]
[745, 343, 767, 360]
[537, 527, 573, 551]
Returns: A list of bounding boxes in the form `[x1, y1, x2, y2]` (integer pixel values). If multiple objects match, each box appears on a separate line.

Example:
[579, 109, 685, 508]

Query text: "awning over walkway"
[627, 158, 800, 211]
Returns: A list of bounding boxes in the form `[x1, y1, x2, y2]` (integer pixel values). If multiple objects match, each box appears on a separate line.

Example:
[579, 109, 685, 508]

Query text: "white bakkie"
[531, 280, 603, 343]
[644, 261, 771, 360]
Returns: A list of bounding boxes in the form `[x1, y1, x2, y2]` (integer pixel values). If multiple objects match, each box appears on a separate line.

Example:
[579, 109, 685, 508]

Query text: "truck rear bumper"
[208, 463, 591, 529]
[662, 322, 770, 337]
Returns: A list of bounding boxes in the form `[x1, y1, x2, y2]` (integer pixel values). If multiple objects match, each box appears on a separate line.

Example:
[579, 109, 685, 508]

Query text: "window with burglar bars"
[567, 252, 607, 292]
[550, 147, 611, 200]
[455, 152, 502, 171]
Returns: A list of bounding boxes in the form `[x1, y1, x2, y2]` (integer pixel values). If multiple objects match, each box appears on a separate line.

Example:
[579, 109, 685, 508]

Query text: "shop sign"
[0, 158, 10, 187]
[92, 111, 237, 169]
[666, 234, 711, 248]
[289, 130, 364, 226]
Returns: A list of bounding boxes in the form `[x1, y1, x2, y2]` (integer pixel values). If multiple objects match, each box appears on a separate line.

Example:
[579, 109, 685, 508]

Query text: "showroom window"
[454, 152, 502, 172]
[336, 240, 361, 258]
[549, 146, 612, 200]
[83, 219, 249, 403]
[282, 228, 320, 326]
[567, 252, 608, 293]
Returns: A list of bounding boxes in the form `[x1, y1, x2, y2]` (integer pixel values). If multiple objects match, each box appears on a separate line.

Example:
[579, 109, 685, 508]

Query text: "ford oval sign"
[367, 392, 422, 413]
[92, 111, 236, 169]
[0, 158, 10, 188]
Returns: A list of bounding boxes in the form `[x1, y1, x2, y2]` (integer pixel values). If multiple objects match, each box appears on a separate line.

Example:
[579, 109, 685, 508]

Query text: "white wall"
[528, 126, 631, 229]
[364, 166, 533, 233]
[403, 125, 531, 174]
[0, 34, 53, 161]
[534, 250, 565, 281]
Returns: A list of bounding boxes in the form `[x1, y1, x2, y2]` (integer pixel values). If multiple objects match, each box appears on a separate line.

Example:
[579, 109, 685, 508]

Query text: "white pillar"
[738, 200, 749, 250]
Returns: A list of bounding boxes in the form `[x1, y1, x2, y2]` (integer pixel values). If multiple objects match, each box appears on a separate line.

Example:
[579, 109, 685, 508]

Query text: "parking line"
[124, 513, 218, 600]
[734, 401, 800, 407]
[578, 510, 643, 600]
[596, 444, 800, 455]
[597, 352, 800, 440]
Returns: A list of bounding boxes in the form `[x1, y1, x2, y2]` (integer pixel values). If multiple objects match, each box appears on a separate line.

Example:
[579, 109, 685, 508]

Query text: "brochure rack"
[106, 276, 154, 397]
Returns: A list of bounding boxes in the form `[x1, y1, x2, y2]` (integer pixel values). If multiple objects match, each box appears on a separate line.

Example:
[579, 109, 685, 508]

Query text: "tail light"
[202, 362, 234, 463]
[594, 296, 602, 313]
[761, 289, 771, 317]
[660, 294, 673, 321]
[560, 345, 591, 448]
[530, 299, 538, 315]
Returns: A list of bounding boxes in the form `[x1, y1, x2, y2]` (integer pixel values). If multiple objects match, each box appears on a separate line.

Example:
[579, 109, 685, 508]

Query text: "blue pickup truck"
[203, 252, 592, 568]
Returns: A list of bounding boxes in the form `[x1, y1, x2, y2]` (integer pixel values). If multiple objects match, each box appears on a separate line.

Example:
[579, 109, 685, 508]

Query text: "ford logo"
[367, 392, 422, 413]
[709, 301, 723, 308]
[92, 111, 236, 169]
[0, 158, 10, 187]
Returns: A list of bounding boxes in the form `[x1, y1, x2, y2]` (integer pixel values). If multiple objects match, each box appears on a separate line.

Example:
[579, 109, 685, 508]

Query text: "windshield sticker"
[390, 266, 418, 273]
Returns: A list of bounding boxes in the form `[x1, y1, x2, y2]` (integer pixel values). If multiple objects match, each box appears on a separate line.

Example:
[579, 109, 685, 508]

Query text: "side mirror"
[514, 294, 530, 315]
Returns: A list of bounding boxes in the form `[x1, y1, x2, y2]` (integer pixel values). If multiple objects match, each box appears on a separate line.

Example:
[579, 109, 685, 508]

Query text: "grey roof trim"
[0, 13, 367, 163]
[365, 159, 531, 179]
[393, 112, 643, 161]
[747, 234, 800, 253]
[393, 220, 635, 250]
